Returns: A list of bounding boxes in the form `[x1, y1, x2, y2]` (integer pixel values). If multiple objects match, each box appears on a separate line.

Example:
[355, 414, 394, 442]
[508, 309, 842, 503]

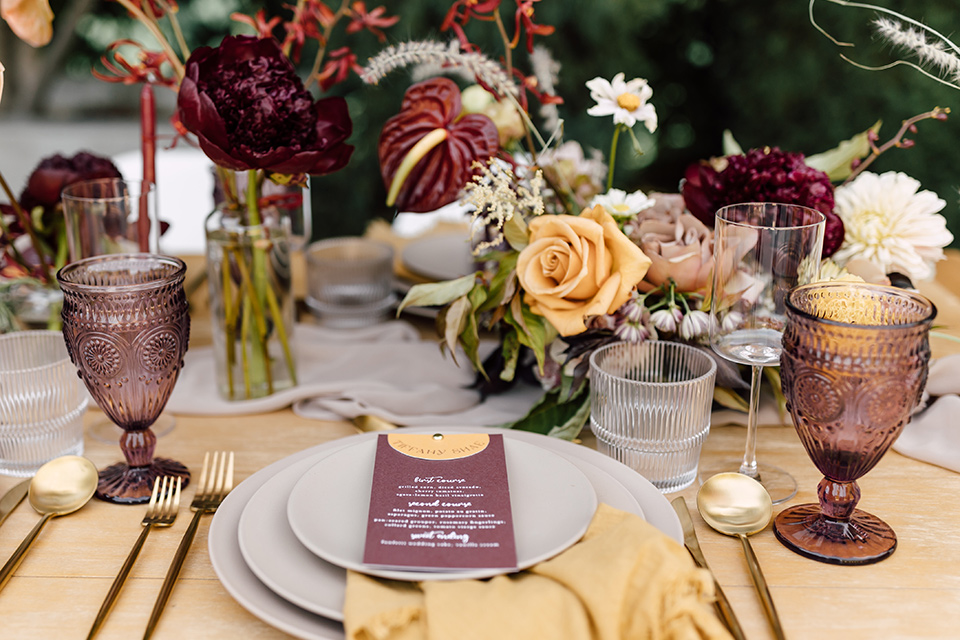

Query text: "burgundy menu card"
[362, 433, 518, 571]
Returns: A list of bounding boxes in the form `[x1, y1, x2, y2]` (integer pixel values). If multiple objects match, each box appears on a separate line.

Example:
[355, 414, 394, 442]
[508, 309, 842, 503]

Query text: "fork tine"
[224, 451, 235, 496]
[87, 476, 174, 640]
[145, 452, 234, 639]
[145, 476, 161, 520]
[196, 452, 211, 496]
[170, 477, 181, 517]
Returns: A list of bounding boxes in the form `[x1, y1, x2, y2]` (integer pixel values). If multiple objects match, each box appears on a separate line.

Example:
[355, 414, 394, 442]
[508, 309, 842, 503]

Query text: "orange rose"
[1, 0, 54, 48]
[517, 205, 651, 336]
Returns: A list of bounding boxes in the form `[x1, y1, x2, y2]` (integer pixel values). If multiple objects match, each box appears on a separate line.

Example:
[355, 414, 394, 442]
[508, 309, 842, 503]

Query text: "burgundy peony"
[681, 148, 844, 256]
[19, 151, 122, 213]
[378, 77, 500, 212]
[176, 35, 353, 176]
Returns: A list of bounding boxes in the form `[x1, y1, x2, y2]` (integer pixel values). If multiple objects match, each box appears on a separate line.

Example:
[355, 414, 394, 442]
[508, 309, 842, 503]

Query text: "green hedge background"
[16, 0, 960, 245]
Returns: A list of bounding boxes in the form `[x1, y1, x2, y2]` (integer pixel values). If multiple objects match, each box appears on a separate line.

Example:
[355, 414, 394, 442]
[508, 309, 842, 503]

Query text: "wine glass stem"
[739, 364, 763, 478]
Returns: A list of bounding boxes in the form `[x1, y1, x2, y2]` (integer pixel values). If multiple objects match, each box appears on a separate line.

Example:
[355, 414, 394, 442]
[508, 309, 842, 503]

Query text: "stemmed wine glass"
[58, 254, 191, 503]
[704, 203, 825, 504]
[775, 282, 935, 564]
[61, 178, 177, 442]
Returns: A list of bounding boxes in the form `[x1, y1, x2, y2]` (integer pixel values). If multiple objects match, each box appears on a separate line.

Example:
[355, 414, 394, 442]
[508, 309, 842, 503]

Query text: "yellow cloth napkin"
[344, 504, 732, 640]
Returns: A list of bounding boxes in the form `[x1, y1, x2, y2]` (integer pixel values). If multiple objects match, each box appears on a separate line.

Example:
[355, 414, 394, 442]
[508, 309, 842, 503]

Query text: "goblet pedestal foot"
[699, 461, 797, 504]
[96, 458, 190, 504]
[87, 411, 176, 443]
[773, 503, 897, 565]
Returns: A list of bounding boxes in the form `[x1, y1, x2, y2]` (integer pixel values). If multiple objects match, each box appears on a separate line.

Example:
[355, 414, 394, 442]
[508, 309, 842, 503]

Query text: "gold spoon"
[698, 472, 785, 640]
[0, 455, 98, 593]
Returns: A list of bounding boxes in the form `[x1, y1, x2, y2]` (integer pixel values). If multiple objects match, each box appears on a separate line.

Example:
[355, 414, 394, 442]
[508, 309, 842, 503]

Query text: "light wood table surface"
[1, 251, 959, 640]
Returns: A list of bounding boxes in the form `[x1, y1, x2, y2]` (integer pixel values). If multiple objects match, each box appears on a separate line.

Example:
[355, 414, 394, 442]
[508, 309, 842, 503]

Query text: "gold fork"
[144, 451, 234, 640]
[87, 476, 181, 639]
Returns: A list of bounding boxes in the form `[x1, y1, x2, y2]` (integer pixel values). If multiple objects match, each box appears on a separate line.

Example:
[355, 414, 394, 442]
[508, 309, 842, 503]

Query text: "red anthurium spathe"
[379, 77, 499, 213]
[176, 35, 353, 176]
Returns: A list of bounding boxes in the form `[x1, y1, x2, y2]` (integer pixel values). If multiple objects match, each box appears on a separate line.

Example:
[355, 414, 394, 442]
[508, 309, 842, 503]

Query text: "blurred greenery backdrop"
[2, 0, 957, 246]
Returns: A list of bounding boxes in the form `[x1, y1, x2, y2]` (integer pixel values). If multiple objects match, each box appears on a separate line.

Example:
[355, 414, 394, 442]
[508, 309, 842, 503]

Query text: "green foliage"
[65, 0, 960, 245]
[498, 385, 591, 441]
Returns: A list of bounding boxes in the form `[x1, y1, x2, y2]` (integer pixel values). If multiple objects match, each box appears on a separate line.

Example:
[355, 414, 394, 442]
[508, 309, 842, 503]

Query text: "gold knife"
[671, 496, 747, 640]
[0, 479, 31, 529]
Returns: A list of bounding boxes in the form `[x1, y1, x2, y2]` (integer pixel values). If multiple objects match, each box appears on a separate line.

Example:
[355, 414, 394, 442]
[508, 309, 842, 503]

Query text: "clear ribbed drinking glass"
[0, 330, 88, 477]
[589, 341, 717, 492]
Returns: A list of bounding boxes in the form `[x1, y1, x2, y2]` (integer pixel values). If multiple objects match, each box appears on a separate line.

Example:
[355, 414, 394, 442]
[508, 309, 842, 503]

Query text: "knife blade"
[671, 496, 746, 640]
[0, 479, 31, 529]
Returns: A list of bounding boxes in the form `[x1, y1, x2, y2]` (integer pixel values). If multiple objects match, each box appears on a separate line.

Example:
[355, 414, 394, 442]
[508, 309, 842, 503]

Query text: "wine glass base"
[774, 503, 897, 565]
[95, 458, 191, 504]
[698, 461, 797, 504]
[87, 412, 176, 444]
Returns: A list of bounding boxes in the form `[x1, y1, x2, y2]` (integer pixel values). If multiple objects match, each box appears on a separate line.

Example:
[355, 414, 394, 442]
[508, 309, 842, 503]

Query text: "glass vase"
[205, 207, 298, 401]
[213, 167, 311, 250]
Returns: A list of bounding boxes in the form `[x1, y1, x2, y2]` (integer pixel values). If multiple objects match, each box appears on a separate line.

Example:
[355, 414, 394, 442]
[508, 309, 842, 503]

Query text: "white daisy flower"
[589, 188, 655, 218]
[586, 72, 658, 132]
[832, 171, 953, 282]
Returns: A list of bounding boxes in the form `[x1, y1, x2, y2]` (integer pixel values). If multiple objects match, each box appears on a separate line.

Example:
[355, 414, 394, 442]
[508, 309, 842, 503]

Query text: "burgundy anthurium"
[176, 35, 353, 176]
[379, 77, 500, 212]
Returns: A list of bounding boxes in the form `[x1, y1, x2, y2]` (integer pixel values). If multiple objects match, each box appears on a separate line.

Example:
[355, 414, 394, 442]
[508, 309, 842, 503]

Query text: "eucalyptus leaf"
[503, 387, 590, 441]
[763, 366, 789, 426]
[503, 214, 529, 251]
[442, 295, 472, 359]
[499, 329, 520, 382]
[459, 310, 485, 375]
[547, 392, 591, 441]
[713, 386, 749, 412]
[507, 296, 547, 374]
[805, 120, 882, 182]
[477, 252, 517, 313]
[397, 273, 477, 313]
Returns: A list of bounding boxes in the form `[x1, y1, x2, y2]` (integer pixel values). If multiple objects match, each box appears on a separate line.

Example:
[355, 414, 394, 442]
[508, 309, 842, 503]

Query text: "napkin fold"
[344, 504, 731, 640]
[166, 321, 540, 427]
[893, 354, 960, 473]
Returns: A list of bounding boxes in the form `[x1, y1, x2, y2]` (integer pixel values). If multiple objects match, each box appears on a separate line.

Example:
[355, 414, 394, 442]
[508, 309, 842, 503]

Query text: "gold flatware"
[144, 451, 234, 639]
[0, 456, 98, 593]
[351, 414, 399, 432]
[699, 472, 785, 640]
[670, 496, 746, 640]
[87, 476, 181, 639]
[0, 478, 31, 529]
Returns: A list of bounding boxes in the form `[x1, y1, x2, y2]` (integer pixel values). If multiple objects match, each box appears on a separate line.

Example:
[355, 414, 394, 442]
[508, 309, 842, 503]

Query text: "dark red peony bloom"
[378, 77, 499, 212]
[19, 151, 122, 213]
[681, 148, 844, 256]
[176, 35, 353, 176]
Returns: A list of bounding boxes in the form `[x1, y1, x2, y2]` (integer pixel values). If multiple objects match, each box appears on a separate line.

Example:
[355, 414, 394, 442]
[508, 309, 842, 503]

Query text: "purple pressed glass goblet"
[775, 282, 936, 565]
[57, 254, 191, 504]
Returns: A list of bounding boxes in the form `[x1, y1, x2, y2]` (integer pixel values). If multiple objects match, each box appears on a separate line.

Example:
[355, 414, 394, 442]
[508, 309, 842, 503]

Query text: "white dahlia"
[832, 171, 953, 282]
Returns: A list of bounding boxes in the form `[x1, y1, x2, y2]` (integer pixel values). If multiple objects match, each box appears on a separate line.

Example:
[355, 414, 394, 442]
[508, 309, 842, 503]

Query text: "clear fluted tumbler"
[0, 331, 87, 477]
[775, 282, 936, 565]
[589, 341, 717, 492]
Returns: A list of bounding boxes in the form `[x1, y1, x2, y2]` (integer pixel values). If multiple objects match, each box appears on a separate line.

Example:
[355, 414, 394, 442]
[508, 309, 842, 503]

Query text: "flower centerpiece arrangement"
[357, 0, 954, 436]
[0, 2, 124, 330]
[94, 0, 399, 399]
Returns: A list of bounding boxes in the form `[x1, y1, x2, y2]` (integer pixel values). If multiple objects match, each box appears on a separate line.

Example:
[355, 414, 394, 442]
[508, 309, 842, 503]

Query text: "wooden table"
[1, 252, 959, 639]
